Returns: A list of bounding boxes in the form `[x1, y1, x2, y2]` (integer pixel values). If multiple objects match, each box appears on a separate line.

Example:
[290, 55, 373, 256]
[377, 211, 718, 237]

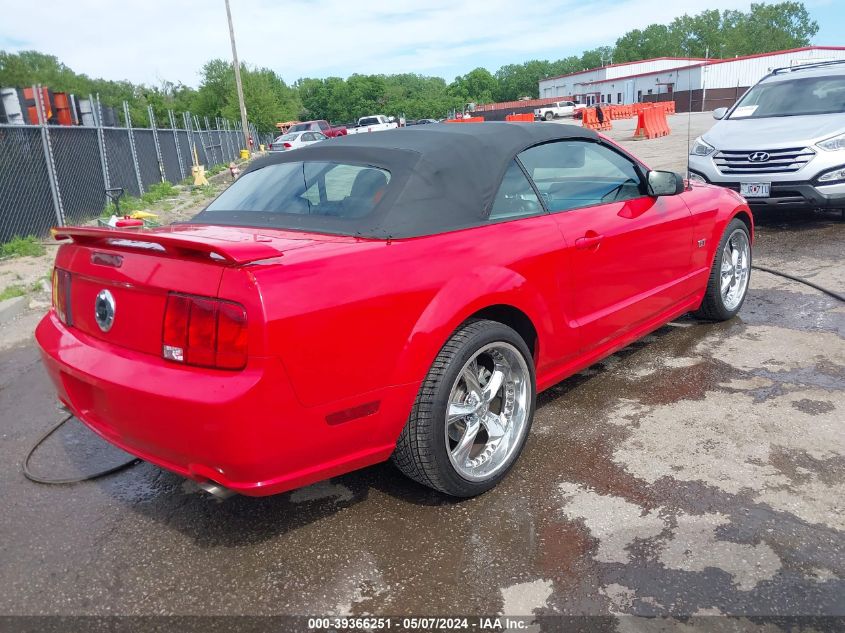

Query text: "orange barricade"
[633, 106, 671, 140]
[505, 113, 534, 122]
[445, 116, 484, 123]
[582, 107, 612, 131]
[608, 105, 633, 119]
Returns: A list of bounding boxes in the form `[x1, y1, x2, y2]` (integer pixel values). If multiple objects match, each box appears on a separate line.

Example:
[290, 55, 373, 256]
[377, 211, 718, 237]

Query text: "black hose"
[752, 264, 845, 303]
[22, 413, 140, 485]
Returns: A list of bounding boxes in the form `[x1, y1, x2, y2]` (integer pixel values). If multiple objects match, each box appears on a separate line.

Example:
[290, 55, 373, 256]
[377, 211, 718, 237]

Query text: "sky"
[1, 0, 843, 87]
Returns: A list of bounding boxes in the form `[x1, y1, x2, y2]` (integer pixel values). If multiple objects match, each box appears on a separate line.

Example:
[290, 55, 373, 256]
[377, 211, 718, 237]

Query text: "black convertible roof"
[222, 123, 600, 238]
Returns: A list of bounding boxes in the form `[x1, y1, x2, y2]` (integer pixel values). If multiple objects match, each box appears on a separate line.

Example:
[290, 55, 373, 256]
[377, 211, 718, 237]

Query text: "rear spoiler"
[52, 227, 283, 265]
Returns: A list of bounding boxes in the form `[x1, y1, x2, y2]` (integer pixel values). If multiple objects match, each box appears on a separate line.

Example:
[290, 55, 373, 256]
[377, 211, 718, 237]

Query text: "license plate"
[740, 182, 770, 197]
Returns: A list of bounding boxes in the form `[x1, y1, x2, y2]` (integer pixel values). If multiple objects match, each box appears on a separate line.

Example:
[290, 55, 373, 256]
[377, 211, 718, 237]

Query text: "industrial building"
[538, 46, 845, 111]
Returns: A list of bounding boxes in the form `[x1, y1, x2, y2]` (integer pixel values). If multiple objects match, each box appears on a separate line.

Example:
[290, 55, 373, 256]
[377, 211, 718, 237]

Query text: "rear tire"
[544, 111, 554, 121]
[392, 319, 536, 497]
[693, 218, 751, 321]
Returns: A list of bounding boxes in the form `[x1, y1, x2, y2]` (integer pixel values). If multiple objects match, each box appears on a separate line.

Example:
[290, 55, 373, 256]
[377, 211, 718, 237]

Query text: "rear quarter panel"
[251, 215, 574, 416]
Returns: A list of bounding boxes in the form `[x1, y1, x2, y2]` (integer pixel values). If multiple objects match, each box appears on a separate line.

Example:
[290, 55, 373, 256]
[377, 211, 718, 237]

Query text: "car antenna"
[686, 45, 697, 185]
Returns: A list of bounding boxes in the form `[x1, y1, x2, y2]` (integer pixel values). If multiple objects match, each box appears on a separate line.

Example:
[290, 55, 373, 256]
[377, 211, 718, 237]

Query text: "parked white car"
[534, 101, 585, 121]
[269, 130, 327, 152]
[346, 115, 399, 134]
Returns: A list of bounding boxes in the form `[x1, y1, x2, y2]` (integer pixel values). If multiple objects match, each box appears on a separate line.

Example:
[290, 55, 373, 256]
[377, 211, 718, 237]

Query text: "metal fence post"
[203, 116, 218, 165]
[92, 94, 111, 192]
[193, 115, 206, 165]
[183, 112, 197, 166]
[168, 110, 186, 181]
[123, 101, 144, 196]
[148, 104, 165, 183]
[33, 85, 66, 226]
[224, 119, 233, 158]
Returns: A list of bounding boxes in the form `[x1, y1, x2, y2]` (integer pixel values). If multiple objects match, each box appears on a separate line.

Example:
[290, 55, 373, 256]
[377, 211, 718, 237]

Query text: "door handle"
[575, 233, 604, 250]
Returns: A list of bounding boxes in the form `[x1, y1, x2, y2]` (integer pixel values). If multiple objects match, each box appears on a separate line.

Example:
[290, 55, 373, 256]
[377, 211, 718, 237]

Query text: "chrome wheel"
[720, 228, 750, 311]
[445, 342, 531, 482]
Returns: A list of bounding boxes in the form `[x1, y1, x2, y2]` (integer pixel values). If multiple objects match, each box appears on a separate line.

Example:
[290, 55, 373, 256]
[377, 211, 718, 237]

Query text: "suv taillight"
[162, 293, 248, 370]
[51, 268, 72, 324]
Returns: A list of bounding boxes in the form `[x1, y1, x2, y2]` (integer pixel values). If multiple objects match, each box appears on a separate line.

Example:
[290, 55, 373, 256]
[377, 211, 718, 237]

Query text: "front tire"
[693, 218, 751, 321]
[392, 320, 536, 497]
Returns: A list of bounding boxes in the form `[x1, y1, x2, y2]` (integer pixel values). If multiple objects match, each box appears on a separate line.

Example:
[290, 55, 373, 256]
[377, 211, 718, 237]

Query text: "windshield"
[288, 123, 313, 132]
[198, 161, 392, 230]
[730, 75, 845, 119]
[274, 133, 298, 142]
[358, 117, 381, 126]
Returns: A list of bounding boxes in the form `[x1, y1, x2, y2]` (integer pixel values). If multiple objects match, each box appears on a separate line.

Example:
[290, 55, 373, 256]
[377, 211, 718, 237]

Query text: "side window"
[489, 161, 543, 220]
[302, 133, 314, 142]
[318, 121, 329, 131]
[518, 141, 644, 212]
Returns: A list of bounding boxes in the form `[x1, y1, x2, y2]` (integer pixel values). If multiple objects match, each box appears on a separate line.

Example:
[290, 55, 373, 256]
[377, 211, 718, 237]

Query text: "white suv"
[688, 60, 845, 212]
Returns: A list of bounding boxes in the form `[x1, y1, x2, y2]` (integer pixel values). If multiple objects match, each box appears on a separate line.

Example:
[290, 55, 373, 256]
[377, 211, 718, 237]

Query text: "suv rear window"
[730, 75, 845, 118]
[201, 162, 391, 223]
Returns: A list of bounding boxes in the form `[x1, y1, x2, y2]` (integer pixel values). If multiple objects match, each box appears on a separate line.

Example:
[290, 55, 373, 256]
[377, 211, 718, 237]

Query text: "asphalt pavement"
[0, 113, 842, 629]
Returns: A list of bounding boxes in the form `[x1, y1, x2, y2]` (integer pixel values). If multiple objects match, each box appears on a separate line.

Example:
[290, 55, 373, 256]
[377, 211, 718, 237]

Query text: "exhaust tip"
[197, 480, 236, 500]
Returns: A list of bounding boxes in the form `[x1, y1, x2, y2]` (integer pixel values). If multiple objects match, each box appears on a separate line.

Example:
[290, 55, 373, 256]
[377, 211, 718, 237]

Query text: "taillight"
[51, 268, 72, 325]
[162, 293, 248, 370]
[283, 142, 292, 148]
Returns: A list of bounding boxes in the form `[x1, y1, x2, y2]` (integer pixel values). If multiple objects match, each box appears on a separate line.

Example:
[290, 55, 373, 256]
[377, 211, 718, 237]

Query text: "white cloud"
[1, 0, 763, 86]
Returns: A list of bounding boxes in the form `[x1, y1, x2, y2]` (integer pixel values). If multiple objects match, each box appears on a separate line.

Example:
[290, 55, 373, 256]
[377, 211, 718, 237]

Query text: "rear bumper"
[689, 172, 845, 210]
[35, 311, 415, 496]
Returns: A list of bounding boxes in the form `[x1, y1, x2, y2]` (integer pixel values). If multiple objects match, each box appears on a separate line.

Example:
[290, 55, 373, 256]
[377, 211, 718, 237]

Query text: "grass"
[205, 163, 227, 177]
[103, 181, 180, 217]
[0, 285, 27, 301]
[190, 184, 218, 197]
[0, 236, 46, 259]
[30, 277, 50, 293]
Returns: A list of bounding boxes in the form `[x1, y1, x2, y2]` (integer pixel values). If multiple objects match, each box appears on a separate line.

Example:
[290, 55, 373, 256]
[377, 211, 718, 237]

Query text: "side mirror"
[713, 107, 728, 120]
[647, 170, 685, 197]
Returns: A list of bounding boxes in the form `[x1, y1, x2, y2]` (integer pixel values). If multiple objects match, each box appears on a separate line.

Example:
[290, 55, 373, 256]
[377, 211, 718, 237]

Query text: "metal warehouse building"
[539, 46, 845, 111]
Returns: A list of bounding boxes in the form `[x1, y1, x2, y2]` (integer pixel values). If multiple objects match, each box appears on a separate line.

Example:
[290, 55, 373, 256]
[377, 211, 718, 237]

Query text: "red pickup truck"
[288, 119, 347, 137]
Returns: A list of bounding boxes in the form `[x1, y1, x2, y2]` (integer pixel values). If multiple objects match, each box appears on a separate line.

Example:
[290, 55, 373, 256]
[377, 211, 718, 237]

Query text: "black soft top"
[234, 123, 599, 239]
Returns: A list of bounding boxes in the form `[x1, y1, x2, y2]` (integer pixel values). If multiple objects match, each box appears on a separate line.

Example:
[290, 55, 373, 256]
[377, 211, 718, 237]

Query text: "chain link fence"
[0, 92, 262, 243]
[0, 125, 56, 241]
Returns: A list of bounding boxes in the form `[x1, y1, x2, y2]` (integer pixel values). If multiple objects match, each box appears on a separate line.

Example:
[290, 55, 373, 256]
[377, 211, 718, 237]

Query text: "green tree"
[192, 59, 300, 132]
[723, 2, 818, 56]
[448, 67, 497, 105]
[580, 46, 615, 70]
[495, 60, 558, 101]
[614, 24, 673, 62]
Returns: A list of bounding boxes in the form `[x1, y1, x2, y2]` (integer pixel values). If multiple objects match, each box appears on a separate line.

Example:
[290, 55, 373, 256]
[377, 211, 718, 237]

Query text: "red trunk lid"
[54, 225, 342, 357]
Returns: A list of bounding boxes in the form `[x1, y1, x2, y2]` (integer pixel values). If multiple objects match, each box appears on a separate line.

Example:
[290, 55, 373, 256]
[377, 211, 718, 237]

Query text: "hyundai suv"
[688, 60, 845, 212]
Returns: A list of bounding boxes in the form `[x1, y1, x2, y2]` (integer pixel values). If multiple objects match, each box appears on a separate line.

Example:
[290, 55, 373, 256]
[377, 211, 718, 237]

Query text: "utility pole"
[225, 0, 251, 152]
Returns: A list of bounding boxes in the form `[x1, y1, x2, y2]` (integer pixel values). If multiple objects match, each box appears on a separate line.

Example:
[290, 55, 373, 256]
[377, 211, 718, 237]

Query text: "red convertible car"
[36, 123, 752, 498]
